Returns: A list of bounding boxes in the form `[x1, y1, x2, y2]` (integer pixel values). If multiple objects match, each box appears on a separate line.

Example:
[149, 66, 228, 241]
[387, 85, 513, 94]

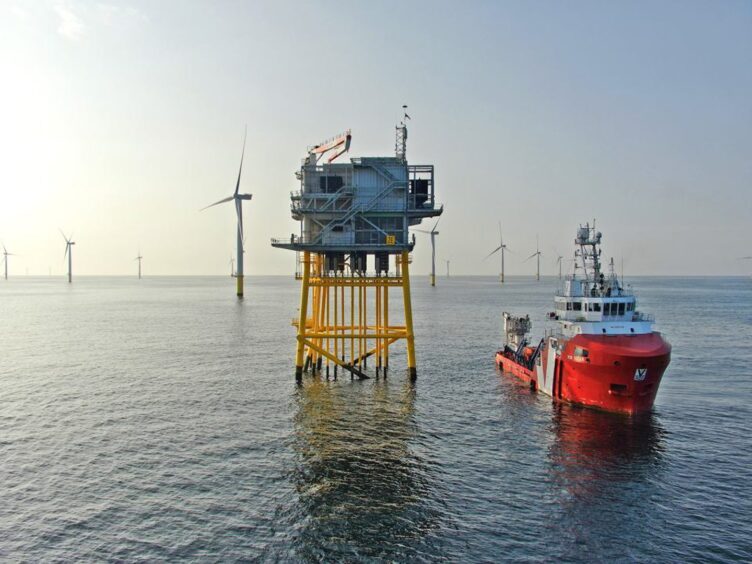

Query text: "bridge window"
[573, 301, 582, 311]
[593, 303, 601, 312]
[618, 303, 625, 316]
[574, 347, 589, 357]
[566, 302, 572, 311]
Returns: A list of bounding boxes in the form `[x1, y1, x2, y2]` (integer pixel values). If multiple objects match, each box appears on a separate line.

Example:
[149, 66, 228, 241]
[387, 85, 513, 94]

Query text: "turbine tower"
[202, 127, 253, 298]
[2, 244, 14, 280]
[415, 216, 440, 286]
[525, 235, 542, 281]
[229, 255, 235, 277]
[135, 251, 143, 279]
[485, 223, 511, 284]
[445, 259, 450, 278]
[60, 230, 75, 283]
[556, 254, 563, 279]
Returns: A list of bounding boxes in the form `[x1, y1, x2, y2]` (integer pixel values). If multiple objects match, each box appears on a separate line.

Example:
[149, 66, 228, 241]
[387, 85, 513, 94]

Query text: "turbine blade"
[234, 125, 247, 197]
[200, 195, 234, 211]
[432, 216, 441, 232]
[484, 246, 502, 260]
[738, 256, 752, 260]
[414, 229, 430, 234]
[59, 228, 70, 243]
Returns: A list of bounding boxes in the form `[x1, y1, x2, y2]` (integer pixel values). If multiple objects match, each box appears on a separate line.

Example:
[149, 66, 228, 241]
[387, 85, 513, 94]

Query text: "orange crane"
[307, 130, 352, 164]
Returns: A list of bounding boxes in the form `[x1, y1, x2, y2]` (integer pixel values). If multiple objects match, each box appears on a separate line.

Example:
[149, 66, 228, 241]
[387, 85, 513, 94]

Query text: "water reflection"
[548, 404, 666, 496]
[289, 380, 441, 560]
[546, 404, 666, 558]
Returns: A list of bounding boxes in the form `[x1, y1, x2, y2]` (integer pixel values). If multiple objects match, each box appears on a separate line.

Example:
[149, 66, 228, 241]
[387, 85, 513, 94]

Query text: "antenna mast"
[396, 104, 409, 161]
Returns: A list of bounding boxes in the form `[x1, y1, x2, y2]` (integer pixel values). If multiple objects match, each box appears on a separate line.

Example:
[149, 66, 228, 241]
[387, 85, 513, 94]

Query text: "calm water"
[1, 275, 751, 562]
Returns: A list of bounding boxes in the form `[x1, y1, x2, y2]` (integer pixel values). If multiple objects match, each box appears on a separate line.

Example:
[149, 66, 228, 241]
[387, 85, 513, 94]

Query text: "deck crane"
[306, 130, 352, 165]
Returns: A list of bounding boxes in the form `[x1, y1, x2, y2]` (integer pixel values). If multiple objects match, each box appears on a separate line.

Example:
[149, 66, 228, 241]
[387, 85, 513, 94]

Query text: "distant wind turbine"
[445, 259, 450, 278]
[415, 216, 441, 286]
[525, 235, 542, 280]
[229, 255, 235, 277]
[2, 244, 15, 280]
[202, 127, 253, 298]
[60, 230, 75, 283]
[485, 223, 511, 284]
[135, 251, 143, 279]
[739, 256, 752, 273]
[553, 248, 564, 279]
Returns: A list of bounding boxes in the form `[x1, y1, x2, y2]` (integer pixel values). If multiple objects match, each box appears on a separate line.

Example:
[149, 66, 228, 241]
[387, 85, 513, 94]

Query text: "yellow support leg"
[236, 274, 244, 298]
[384, 282, 389, 374]
[401, 251, 417, 381]
[295, 252, 311, 382]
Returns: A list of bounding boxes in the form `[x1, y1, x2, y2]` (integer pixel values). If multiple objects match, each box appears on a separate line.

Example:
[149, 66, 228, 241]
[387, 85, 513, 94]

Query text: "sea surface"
[1, 275, 751, 562]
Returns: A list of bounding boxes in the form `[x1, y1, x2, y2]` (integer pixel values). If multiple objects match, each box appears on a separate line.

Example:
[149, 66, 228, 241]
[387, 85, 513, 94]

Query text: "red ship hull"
[496, 333, 671, 415]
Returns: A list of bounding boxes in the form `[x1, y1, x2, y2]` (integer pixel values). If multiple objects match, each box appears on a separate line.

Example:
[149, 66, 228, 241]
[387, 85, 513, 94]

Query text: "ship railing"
[633, 312, 655, 322]
[544, 328, 566, 341]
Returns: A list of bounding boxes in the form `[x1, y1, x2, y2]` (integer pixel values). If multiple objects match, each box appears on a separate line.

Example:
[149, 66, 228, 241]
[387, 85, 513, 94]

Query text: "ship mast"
[574, 222, 602, 292]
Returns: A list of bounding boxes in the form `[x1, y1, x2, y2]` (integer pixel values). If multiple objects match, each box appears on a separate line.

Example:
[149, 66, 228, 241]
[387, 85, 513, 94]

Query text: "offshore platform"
[272, 114, 442, 383]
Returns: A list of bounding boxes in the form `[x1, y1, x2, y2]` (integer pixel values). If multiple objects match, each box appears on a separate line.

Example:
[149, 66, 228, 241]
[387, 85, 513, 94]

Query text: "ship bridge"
[552, 223, 654, 334]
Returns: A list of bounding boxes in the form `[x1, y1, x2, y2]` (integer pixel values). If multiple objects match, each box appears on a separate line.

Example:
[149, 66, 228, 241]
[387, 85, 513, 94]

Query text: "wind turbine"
[445, 259, 450, 278]
[485, 223, 511, 284]
[229, 255, 235, 277]
[135, 251, 143, 279]
[525, 235, 542, 280]
[60, 230, 75, 283]
[553, 248, 564, 279]
[415, 217, 440, 286]
[202, 127, 252, 298]
[2, 244, 15, 280]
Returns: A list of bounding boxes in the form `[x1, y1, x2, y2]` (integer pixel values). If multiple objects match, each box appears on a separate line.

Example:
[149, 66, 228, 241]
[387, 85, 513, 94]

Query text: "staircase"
[309, 161, 406, 246]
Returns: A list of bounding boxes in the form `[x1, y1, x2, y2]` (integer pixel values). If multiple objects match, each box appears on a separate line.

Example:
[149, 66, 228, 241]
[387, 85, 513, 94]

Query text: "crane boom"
[308, 130, 352, 164]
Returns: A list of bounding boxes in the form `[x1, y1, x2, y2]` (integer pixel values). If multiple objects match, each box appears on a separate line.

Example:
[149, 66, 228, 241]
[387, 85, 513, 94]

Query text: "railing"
[271, 235, 412, 248]
[552, 311, 655, 323]
[633, 312, 655, 322]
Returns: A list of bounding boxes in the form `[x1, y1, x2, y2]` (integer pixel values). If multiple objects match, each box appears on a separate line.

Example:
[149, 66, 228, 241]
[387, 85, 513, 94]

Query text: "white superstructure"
[553, 223, 654, 337]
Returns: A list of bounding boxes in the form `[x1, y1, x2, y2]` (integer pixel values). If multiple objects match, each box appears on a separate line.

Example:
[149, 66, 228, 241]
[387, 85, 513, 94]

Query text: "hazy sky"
[1, 0, 750, 276]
